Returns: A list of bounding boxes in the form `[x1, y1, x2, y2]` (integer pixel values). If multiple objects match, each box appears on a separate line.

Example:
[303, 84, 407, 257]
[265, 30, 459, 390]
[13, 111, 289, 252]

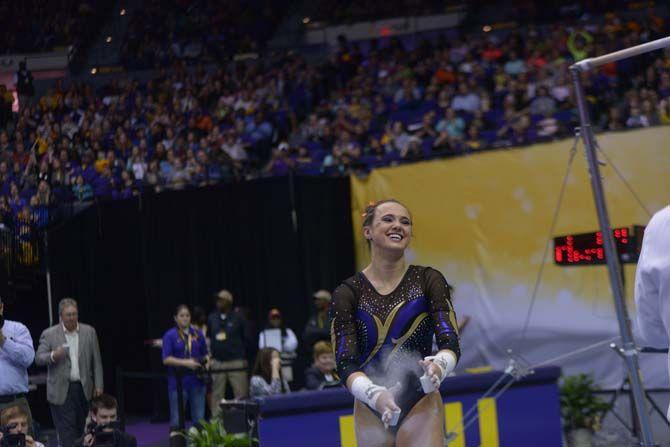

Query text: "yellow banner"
[350, 127, 670, 387]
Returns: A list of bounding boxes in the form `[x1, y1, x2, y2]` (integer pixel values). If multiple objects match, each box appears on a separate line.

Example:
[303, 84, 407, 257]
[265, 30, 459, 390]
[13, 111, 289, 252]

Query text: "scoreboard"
[553, 226, 645, 266]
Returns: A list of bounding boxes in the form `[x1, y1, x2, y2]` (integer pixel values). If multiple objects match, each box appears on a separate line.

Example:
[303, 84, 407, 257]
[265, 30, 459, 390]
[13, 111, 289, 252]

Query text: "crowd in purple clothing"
[0, 52, 329, 230]
[0, 8, 668, 234]
[276, 8, 670, 174]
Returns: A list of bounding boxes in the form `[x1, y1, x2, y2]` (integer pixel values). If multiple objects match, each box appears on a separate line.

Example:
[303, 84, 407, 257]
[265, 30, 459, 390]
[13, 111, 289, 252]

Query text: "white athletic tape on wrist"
[351, 375, 387, 408]
[424, 350, 457, 382]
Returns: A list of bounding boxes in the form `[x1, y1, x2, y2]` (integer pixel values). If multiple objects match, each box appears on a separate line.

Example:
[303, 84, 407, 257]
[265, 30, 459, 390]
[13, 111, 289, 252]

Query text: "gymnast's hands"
[419, 359, 443, 390]
[374, 389, 401, 425]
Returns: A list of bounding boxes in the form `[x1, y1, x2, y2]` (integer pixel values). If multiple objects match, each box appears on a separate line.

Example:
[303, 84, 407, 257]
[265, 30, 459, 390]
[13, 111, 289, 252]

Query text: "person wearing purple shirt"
[162, 305, 208, 430]
[80, 164, 97, 185]
[92, 168, 113, 198]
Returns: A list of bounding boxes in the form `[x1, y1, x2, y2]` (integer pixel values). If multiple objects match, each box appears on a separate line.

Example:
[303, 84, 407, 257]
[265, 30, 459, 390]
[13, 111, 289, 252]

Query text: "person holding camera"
[74, 394, 136, 447]
[162, 305, 208, 431]
[35, 298, 104, 447]
[0, 406, 42, 447]
[0, 297, 35, 433]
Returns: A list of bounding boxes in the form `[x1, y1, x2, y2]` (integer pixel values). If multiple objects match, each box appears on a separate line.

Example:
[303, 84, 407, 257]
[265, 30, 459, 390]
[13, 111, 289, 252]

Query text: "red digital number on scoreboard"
[554, 228, 631, 265]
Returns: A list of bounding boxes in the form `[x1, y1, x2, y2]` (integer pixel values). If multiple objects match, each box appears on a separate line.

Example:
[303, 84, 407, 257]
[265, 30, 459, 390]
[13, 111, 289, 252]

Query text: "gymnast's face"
[364, 202, 412, 252]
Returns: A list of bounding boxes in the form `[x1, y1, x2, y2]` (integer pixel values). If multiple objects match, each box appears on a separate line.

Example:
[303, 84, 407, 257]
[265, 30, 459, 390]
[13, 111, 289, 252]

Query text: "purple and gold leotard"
[330, 265, 460, 425]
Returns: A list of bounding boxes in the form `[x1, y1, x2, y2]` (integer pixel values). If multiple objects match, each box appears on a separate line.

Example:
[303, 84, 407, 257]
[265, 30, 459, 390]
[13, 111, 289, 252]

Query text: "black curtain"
[46, 175, 354, 412]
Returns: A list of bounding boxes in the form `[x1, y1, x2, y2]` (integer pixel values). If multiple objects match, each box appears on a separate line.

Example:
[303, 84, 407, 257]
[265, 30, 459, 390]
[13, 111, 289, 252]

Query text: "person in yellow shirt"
[567, 29, 593, 62]
[658, 99, 670, 125]
[94, 151, 110, 173]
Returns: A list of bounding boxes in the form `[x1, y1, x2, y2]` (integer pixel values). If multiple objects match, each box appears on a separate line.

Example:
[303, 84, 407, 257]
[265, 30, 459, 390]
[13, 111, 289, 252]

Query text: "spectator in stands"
[567, 28, 593, 62]
[498, 112, 531, 145]
[14, 61, 34, 113]
[32, 181, 53, 207]
[464, 126, 484, 151]
[0, 5, 666, 210]
[258, 308, 298, 383]
[641, 99, 660, 126]
[9, 183, 25, 214]
[249, 348, 290, 397]
[0, 405, 43, 447]
[303, 290, 332, 355]
[659, 98, 670, 124]
[413, 112, 437, 141]
[626, 106, 650, 128]
[504, 51, 527, 76]
[264, 145, 292, 176]
[393, 79, 421, 106]
[547, 73, 570, 104]
[400, 138, 423, 161]
[304, 341, 339, 391]
[0, 85, 13, 129]
[144, 161, 162, 193]
[114, 171, 139, 200]
[536, 113, 560, 138]
[383, 121, 411, 154]
[0, 296, 35, 432]
[72, 175, 94, 202]
[529, 87, 557, 117]
[74, 394, 137, 447]
[258, 308, 298, 357]
[208, 290, 249, 417]
[92, 167, 114, 199]
[35, 298, 104, 447]
[451, 83, 481, 114]
[605, 106, 625, 131]
[0, 197, 12, 226]
[162, 305, 208, 430]
[434, 108, 465, 148]
[127, 147, 147, 182]
[221, 131, 247, 165]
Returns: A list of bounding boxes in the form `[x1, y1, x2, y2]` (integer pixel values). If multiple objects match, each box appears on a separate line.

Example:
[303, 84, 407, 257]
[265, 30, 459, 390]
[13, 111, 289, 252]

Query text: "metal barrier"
[115, 365, 250, 432]
[0, 204, 67, 268]
[0, 219, 42, 267]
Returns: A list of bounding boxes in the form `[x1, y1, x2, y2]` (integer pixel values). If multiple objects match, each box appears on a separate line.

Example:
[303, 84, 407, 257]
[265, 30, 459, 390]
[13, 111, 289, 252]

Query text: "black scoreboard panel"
[553, 226, 645, 266]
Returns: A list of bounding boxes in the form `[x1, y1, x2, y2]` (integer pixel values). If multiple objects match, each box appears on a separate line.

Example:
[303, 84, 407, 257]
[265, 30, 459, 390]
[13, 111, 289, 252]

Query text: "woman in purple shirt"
[162, 305, 208, 430]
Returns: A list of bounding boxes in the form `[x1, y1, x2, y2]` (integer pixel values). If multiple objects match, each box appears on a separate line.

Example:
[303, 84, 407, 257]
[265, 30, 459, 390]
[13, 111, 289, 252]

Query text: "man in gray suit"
[36, 298, 103, 447]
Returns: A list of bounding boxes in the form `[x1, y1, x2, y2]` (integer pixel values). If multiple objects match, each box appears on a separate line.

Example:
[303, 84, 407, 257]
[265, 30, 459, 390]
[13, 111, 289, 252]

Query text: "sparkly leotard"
[330, 265, 461, 426]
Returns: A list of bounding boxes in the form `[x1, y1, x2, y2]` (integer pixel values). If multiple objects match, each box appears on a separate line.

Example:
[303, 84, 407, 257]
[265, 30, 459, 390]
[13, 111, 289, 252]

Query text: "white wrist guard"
[426, 350, 457, 381]
[350, 375, 386, 408]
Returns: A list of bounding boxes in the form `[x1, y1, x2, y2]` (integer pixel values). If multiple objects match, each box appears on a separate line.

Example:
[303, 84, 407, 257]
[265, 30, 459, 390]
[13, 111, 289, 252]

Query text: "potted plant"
[560, 374, 612, 447]
[182, 419, 255, 447]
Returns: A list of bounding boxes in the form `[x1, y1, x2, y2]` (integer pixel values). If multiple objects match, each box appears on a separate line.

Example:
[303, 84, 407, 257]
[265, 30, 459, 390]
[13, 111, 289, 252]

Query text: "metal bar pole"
[570, 66, 656, 447]
[44, 232, 53, 327]
[573, 35, 670, 71]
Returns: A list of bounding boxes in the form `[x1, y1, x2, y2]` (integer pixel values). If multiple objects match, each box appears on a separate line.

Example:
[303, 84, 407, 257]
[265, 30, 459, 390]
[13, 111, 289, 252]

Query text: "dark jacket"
[207, 311, 247, 361]
[304, 366, 339, 390]
[302, 312, 330, 352]
[74, 430, 137, 447]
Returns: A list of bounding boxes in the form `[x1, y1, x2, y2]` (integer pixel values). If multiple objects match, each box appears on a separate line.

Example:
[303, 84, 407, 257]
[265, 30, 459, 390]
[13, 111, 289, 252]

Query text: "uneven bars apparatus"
[570, 36, 670, 447]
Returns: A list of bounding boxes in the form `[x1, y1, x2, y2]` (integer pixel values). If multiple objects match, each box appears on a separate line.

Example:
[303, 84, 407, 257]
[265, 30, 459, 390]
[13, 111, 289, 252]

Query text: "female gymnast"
[331, 199, 461, 446]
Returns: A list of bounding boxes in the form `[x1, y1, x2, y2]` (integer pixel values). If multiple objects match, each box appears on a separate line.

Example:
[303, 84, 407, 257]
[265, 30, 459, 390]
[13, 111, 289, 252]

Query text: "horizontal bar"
[594, 388, 670, 394]
[119, 367, 249, 379]
[571, 35, 670, 72]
